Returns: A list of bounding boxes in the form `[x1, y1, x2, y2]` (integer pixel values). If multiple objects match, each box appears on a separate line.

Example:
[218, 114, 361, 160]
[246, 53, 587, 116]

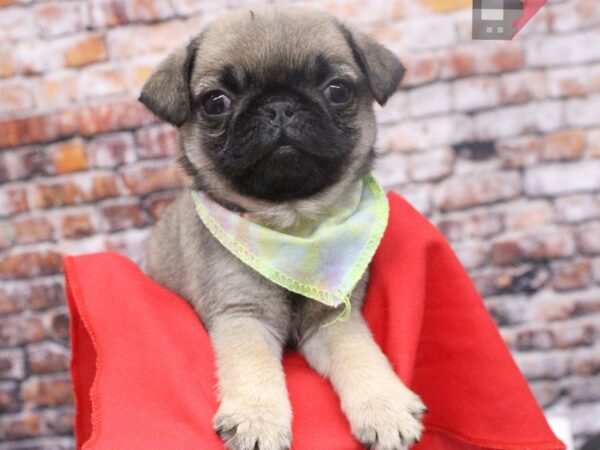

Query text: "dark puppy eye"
[201, 90, 232, 116]
[324, 81, 352, 104]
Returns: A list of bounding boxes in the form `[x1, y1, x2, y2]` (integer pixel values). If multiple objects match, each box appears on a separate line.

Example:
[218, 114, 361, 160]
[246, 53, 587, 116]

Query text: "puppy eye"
[201, 91, 232, 116]
[324, 81, 352, 104]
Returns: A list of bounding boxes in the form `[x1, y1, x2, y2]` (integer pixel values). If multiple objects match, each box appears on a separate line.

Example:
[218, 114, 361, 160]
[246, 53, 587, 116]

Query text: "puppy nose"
[263, 100, 297, 127]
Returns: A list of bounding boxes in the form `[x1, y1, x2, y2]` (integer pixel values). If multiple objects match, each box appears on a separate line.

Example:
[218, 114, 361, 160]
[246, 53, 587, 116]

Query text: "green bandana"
[191, 174, 389, 322]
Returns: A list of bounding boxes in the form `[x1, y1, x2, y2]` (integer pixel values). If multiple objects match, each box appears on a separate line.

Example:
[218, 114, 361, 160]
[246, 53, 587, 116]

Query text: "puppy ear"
[337, 23, 405, 106]
[138, 39, 198, 127]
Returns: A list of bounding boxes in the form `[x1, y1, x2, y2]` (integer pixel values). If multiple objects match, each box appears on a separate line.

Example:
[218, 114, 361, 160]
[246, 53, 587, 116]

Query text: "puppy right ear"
[336, 22, 405, 106]
[138, 39, 198, 127]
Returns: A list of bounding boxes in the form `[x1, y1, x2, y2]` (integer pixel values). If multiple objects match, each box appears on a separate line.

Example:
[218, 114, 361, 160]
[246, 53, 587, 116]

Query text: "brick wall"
[0, 0, 599, 448]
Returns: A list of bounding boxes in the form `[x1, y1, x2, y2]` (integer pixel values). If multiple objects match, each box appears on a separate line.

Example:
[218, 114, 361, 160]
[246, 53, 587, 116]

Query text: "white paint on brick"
[525, 29, 600, 67]
[452, 76, 501, 112]
[373, 152, 408, 188]
[408, 82, 451, 118]
[475, 101, 563, 140]
[566, 96, 600, 127]
[524, 160, 600, 196]
[408, 147, 454, 182]
[401, 15, 457, 50]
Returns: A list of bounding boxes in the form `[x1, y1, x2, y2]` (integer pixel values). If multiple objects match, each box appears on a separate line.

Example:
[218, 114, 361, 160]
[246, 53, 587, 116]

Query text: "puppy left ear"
[139, 39, 198, 127]
[337, 23, 405, 106]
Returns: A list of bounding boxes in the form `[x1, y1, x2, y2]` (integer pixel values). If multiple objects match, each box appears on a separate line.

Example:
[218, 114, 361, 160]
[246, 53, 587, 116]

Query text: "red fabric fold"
[66, 193, 565, 450]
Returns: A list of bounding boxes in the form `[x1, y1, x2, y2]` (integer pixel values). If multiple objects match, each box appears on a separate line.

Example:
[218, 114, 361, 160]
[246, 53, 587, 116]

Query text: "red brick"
[78, 66, 129, 100]
[101, 201, 148, 232]
[36, 72, 79, 109]
[420, 0, 470, 12]
[13, 217, 54, 245]
[530, 382, 561, 408]
[46, 308, 70, 342]
[503, 200, 554, 230]
[61, 212, 95, 239]
[0, 250, 63, 280]
[443, 44, 524, 79]
[107, 20, 195, 59]
[129, 59, 157, 92]
[0, 185, 28, 218]
[92, 173, 120, 200]
[516, 328, 555, 351]
[88, 132, 136, 168]
[120, 161, 184, 195]
[0, 348, 25, 379]
[454, 243, 488, 269]
[0, 44, 15, 78]
[589, 128, 600, 159]
[125, 0, 174, 21]
[0, 284, 24, 315]
[33, 173, 118, 209]
[0, 315, 45, 347]
[0, 381, 19, 413]
[578, 222, 600, 255]
[144, 190, 180, 222]
[21, 374, 73, 407]
[0, 110, 77, 149]
[516, 352, 569, 380]
[27, 282, 65, 310]
[136, 125, 179, 159]
[491, 241, 520, 266]
[104, 228, 150, 261]
[555, 323, 595, 349]
[27, 343, 69, 375]
[564, 376, 600, 405]
[64, 34, 107, 68]
[543, 129, 586, 161]
[571, 349, 600, 376]
[88, 0, 129, 28]
[0, 221, 15, 250]
[552, 259, 591, 291]
[499, 71, 546, 105]
[32, 181, 84, 209]
[0, 79, 35, 114]
[0, 411, 41, 440]
[33, 2, 86, 38]
[401, 52, 440, 86]
[444, 47, 475, 78]
[492, 230, 577, 267]
[46, 138, 88, 174]
[435, 171, 522, 211]
[520, 230, 577, 261]
[77, 99, 156, 136]
[0, 146, 43, 181]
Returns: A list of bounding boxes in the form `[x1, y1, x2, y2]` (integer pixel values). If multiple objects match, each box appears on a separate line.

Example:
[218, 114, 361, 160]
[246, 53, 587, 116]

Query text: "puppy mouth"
[272, 144, 299, 156]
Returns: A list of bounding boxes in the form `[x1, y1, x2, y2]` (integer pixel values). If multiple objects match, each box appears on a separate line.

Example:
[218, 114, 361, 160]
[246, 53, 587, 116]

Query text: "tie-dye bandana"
[190, 174, 389, 323]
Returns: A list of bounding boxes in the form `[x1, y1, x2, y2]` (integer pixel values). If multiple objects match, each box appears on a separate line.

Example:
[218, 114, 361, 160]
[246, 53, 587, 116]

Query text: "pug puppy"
[142, 6, 426, 450]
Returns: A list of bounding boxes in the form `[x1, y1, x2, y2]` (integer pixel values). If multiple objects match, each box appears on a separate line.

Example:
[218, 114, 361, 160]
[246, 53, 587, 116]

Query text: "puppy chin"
[230, 146, 344, 202]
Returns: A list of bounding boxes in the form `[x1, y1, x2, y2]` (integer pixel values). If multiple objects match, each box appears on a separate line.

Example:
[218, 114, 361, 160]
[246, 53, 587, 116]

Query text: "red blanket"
[65, 193, 564, 450]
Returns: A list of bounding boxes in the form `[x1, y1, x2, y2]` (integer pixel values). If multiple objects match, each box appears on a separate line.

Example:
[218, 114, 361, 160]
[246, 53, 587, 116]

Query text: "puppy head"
[140, 7, 404, 205]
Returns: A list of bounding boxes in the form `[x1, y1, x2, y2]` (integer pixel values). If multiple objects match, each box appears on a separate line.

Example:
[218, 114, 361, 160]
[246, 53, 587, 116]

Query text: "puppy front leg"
[211, 316, 291, 450]
[300, 312, 426, 450]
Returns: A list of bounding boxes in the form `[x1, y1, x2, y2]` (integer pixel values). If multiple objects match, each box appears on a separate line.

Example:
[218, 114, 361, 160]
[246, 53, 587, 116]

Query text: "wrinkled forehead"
[189, 7, 359, 94]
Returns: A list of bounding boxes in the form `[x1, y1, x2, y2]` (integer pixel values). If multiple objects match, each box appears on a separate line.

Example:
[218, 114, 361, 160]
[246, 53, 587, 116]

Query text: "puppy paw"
[213, 395, 292, 450]
[345, 380, 426, 450]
